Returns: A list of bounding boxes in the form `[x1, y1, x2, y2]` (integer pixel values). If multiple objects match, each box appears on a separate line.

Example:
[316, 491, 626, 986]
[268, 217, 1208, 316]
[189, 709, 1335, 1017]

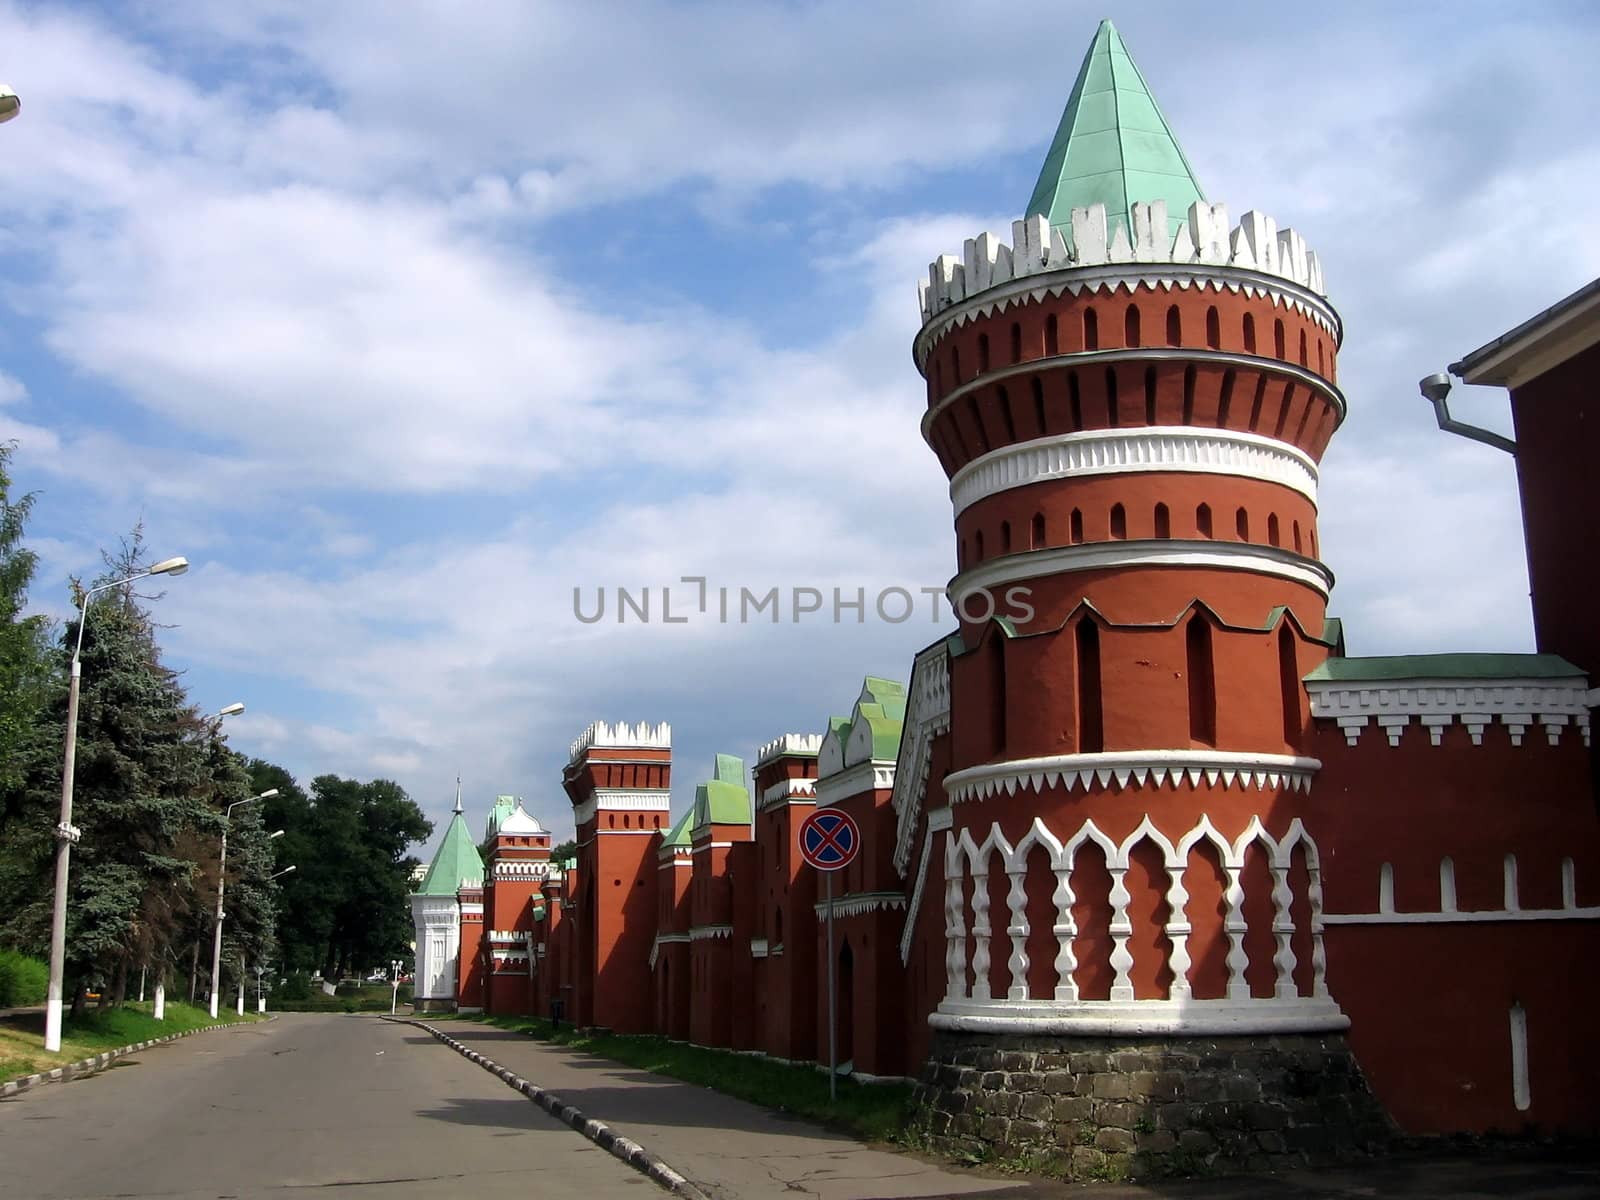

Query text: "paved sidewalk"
[428, 1023, 1599, 1200]
[433, 1023, 1025, 1200]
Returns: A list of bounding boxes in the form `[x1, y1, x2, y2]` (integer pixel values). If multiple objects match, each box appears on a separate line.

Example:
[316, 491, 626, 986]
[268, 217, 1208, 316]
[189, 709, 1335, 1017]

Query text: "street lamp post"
[207, 789, 279, 1019]
[153, 701, 244, 1024]
[45, 555, 189, 1053]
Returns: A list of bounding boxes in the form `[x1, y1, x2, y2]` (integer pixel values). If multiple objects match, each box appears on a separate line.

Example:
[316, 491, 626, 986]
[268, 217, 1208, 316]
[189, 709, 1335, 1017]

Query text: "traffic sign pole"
[826, 869, 836, 1101]
[798, 807, 859, 1106]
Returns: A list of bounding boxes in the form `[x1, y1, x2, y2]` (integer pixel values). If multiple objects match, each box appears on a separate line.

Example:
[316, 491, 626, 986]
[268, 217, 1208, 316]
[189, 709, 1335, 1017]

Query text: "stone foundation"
[412, 997, 457, 1013]
[914, 1030, 1390, 1180]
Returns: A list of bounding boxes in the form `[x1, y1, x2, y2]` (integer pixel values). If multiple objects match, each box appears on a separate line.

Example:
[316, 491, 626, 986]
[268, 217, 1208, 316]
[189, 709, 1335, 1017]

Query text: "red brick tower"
[906, 19, 1386, 1159]
[562, 720, 670, 1031]
[479, 796, 551, 1015]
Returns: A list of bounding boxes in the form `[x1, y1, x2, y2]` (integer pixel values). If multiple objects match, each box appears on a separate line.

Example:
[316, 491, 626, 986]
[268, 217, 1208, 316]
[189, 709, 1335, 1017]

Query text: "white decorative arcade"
[934, 814, 1347, 1035]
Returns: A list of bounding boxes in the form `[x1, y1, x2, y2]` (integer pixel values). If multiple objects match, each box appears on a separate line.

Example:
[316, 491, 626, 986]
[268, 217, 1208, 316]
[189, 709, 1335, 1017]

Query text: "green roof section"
[661, 806, 694, 850]
[416, 811, 486, 896]
[851, 676, 908, 761]
[692, 754, 752, 831]
[1304, 653, 1585, 683]
[1026, 19, 1205, 242]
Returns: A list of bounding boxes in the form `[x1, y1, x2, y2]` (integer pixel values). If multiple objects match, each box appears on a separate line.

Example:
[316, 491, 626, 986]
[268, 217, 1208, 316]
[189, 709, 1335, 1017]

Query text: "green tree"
[0, 531, 219, 1012]
[249, 762, 430, 978]
[0, 442, 55, 834]
[549, 838, 576, 864]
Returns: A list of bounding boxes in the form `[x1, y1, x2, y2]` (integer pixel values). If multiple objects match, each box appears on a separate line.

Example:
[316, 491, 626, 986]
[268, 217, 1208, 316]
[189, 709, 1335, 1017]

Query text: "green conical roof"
[417, 811, 485, 896]
[1026, 19, 1205, 242]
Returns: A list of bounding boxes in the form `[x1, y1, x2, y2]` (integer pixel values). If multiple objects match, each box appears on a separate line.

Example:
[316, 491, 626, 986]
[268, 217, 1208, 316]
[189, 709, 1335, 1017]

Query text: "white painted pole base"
[154, 981, 166, 1021]
[258, 996, 266, 1014]
[236, 982, 244, 1016]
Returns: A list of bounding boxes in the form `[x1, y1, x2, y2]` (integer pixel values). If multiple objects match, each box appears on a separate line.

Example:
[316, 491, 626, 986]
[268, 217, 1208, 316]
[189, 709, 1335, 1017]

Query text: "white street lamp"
[207, 787, 278, 1019]
[269, 865, 296, 881]
[45, 555, 189, 1053]
[0, 85, 19, 125]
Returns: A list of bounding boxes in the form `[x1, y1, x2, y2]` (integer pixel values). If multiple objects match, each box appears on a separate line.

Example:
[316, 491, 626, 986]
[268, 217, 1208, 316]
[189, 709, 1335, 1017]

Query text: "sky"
[1, 1, 1596, 861]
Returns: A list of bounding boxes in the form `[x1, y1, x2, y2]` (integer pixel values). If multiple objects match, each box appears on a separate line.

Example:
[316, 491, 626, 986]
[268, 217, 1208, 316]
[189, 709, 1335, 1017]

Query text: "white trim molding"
[689, 924, 733, 941]
[931, 996, 1348, 1036]
[572, 788, 672, 826]
[950, 540, 1333, 607]
[760, 777, 817, 812]
[1306, 677, 1592, 748]
[816, 891, 909, 919]
[950, 427, 1319, 517]
[943, 749, 1320, 805]
[492, 860, 550, 879]
[815, 760, 896, 808]
[891, 640, 954, 875]
[900, 808, 954, 965]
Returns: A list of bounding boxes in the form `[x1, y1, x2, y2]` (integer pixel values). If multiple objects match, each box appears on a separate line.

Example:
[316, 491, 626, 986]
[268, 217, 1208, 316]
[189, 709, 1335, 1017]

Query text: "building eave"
[1451, 277, 1600, 391]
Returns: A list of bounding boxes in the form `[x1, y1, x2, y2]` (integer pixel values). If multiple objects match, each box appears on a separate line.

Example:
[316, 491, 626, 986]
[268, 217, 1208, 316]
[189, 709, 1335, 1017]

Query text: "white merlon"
[755, 732, 824, 766]
[917, 200, 1329, 328]
[568, 720, 672, 762]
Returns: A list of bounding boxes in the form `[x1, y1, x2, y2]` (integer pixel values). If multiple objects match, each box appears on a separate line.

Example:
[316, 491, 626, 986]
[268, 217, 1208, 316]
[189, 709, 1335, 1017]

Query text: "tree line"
[0, 445, 432, 1012]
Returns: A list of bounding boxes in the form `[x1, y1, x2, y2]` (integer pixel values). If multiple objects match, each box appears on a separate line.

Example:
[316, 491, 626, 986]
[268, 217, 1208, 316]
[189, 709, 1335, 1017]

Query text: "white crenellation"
[568, 720, 671, 763]
[937, 813, 1343, 1034]
[948, 427, 1320, 515]
[918, 200, 1330, 329]
[755, 732, 824, 766]
[1306, 676, 1592, 748]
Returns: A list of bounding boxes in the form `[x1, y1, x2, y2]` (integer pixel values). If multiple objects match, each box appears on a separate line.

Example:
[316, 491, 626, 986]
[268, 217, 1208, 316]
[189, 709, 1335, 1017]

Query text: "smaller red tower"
[480, 796, 551, 1015]
[751, 734, 822, 1061]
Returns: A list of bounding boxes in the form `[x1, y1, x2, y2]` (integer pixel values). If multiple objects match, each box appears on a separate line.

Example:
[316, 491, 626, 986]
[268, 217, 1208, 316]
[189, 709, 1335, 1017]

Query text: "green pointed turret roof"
[1026, 19, 1205, 241]
[417, 809, 486, 896]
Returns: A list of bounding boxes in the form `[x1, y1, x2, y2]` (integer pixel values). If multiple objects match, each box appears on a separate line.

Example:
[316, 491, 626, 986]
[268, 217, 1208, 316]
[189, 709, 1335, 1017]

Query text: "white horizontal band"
[930, 996, 1348, 1035]
[950, 539, 1332, 604]
[1323, 907, 1600, 926]
[950, 427, 1318, 516]
[943, 749, 1321, 805]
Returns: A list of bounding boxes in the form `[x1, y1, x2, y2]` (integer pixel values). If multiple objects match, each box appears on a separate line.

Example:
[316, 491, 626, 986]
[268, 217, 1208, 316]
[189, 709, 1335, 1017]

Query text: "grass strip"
[455, 1013, 916, 1145]
[0, 999, 261, 1082]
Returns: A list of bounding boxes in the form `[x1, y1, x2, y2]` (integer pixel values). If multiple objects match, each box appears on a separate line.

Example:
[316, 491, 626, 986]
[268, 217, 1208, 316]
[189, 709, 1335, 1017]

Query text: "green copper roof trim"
[1305, 653, 1585, 683]
[416, 811, 486, 896]
[1026, 19, 1205, 242]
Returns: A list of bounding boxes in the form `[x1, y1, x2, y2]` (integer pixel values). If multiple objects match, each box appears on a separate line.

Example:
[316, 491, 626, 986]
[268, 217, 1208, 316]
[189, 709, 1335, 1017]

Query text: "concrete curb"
[383, 1016, 712, 1200]
[0, 1016, 265, 1101]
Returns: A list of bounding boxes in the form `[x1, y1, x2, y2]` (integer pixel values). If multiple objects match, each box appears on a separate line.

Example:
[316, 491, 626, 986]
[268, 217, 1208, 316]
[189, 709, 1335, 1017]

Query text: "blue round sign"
[798, 808, 860, 872]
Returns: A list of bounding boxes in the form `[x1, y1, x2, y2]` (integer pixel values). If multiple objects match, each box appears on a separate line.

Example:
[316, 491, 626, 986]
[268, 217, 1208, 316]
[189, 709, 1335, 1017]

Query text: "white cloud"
[4, 0, 1598, 849]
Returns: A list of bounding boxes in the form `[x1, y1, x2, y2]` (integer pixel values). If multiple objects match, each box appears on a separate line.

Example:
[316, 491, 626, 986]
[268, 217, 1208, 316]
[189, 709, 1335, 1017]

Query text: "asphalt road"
[0, 1013, 656, 1199]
